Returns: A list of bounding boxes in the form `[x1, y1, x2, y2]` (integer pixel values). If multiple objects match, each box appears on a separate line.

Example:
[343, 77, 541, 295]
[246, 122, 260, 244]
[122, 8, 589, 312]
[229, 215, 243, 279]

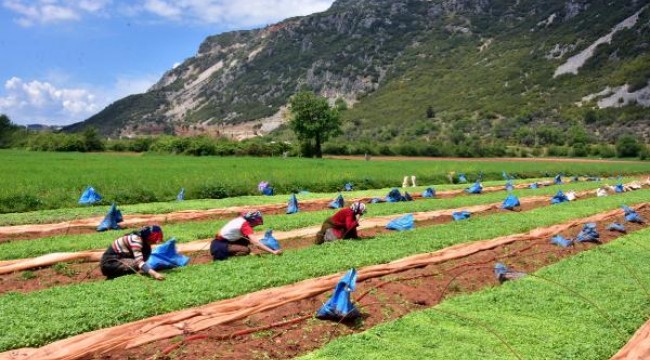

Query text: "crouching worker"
[315, 202, 366, 244]
[100, 225, 165, 280]
[210, 210, 282, 261]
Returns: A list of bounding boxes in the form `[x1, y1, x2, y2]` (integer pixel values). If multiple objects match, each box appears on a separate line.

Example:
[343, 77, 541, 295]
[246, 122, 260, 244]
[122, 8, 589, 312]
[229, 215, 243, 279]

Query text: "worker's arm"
[250, 235, 282, 255]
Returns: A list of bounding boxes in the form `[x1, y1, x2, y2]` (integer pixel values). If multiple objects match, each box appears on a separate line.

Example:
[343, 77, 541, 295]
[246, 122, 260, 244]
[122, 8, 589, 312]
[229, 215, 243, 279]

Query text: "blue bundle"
[79, 186, 102, 205]
[146, 238, 190, 270]
[607, 223, 626, 233]
[614, 183, 624, 193]
[316, 269, 361, 321]
[551, 190, 569, 204]
[529, 182, 539, 189]
[286, 194, 299, 214]
[505, 180, 514, 192]
[575, 223, 600, 243]
[328, 194, 345, 209]
[421, 187, 435, 198]
[551, 235, 573, 248]
[501, 194, 520, 210]
[458, 173, 468, 183]
[260, 229, 282, 251]
[465, 181, 482, 194]
[452, 211, 471, 221]
[176, 188, 185, 201]
[554, 174, 563, 185]
[97, 203, 123, 232]
[386, 214, 415, 231]
[344, 182, 354, 191]
[623, 206, 644, 223]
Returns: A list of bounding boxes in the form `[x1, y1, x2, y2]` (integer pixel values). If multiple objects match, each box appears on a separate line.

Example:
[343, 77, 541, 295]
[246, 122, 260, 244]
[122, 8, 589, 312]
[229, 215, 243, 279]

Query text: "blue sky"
[0, 0, 335, 126]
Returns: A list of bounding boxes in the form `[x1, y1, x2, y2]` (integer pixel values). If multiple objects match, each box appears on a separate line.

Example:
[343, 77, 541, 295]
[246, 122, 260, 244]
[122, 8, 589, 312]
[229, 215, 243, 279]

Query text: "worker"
[315, 201, 366, 244]
[210, 210, 282, 260]
[100, 225, 165, 280]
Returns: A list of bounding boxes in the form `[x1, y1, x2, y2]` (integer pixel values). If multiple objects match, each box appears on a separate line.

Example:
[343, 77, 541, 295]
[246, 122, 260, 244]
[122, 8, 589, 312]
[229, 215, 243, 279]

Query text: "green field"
[1, 149, 649, 213]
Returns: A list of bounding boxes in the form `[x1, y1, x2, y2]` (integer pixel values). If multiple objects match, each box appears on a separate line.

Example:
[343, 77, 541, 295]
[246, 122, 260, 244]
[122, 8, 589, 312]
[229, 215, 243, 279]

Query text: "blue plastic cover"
[421, 187, 435, 198]
[344, 182, 353, 191]
[79, 186, 102, 205]
[452, 211, 471, 221]
[465, 181, 482, 194]
[501, 194, 520, 210]
[494, 263, 508, 280]
[607, 223, 626, 233]
[458, 173, 467, 183]
[316, 269, 361, 321]
[262, 187, 274, 196]
[146, 238, 190, 270]
[505, 180, 514, 192]
[551, 235, 573, 248]
[176, 188, 185, 201]
[614, 183, 624, 193]
[575, 223, 600, 243]
[286, 194, 299, 214]
[386, 188, 403, 203]
[529, 182, 539, 189]
[502, 171, 509, 180]
[370, 198, 385, 204]
[386, 214, 415, 231]
[554, 174, 563, 185]
[551, 190, 569, 204]
[328, 194, 345, 209]
[260, 229, 282, 251]
[97, 203, 123, 232]
[623, 206, 644, 223]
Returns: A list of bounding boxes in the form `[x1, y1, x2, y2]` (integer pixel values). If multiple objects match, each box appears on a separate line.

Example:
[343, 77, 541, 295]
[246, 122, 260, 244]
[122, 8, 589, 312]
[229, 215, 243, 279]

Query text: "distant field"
[2, 149, 649, 213]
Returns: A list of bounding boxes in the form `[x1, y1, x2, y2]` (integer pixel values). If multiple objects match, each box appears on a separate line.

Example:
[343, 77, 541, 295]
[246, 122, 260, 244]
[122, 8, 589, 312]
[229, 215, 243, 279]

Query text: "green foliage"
[0, 114, 19, 148]
[1, 191, 648, 351]
[289, 91, 342, 158]
[616, 134, 642, 157]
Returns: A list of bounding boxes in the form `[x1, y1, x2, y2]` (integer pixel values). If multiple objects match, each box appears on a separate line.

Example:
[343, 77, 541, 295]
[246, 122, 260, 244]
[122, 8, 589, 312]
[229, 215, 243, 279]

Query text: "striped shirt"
[111, 234, 146, 268]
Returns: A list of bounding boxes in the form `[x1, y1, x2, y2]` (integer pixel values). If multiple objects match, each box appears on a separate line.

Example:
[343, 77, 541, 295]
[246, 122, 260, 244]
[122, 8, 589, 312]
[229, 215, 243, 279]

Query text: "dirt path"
[2, 205, 645, 360]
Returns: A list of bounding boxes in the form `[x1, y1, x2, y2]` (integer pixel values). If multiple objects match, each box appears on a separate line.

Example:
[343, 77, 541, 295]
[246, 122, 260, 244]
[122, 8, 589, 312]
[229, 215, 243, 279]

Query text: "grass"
[0, 190, 648, 351]
[0, 179, 622, 261]
[2, 149, 648, 213]
[300, 228, 650, 360]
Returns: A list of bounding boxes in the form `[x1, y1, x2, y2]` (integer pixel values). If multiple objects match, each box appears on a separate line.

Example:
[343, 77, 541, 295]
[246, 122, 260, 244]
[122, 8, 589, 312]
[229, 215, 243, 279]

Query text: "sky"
[0, 0, 335, 126]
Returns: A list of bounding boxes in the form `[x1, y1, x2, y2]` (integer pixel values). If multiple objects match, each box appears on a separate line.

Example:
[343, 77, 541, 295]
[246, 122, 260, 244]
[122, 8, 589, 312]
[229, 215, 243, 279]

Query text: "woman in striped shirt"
[100, 225, 165, 280]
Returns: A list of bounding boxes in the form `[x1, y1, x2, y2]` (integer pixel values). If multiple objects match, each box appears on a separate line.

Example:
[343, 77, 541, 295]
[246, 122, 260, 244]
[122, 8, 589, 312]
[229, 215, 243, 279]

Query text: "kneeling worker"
[100, 225, 165, 280]
[210, 210, 282, 260]
[315, 201, 366, 244]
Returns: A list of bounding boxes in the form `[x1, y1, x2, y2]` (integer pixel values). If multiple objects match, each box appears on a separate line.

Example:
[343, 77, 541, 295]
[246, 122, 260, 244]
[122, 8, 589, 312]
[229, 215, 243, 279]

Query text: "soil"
[91, 208, 649, 360]
[0, 199, 549, 294]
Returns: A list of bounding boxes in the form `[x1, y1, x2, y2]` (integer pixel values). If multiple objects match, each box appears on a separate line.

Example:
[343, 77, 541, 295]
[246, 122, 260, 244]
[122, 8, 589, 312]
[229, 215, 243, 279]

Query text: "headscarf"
[242, 210, 264, 226]
[350, 201, 366, 215]
[140, 225, 163, 244]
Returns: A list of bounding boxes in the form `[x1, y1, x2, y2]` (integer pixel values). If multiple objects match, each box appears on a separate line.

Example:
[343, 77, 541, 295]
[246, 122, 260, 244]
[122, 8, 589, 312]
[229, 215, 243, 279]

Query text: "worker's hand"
[149, 270, 165, 281]
[273, 249, 283, 255]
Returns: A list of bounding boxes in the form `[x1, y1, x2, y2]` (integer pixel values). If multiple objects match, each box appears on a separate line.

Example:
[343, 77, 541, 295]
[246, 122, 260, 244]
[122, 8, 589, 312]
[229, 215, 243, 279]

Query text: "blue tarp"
[286, 194, 299, 214]
[259, 181, 274, 196]
[502, 171, 510, 180]
[344, 182, 353, 191]
[458, 173, 467, 183]
[452, 211, 471, 221]
[386, 188, 403, 202]
[607, 223, 626, 233]
[176, 188, 185, 201]
[575, 223, 600, 243]
[551, 235, 573, 248]
[386, 214, 415, 231]
[260, 229, 282, 251]
[421, 187, 435, 198]
[328, 194, 345, 209]
[501, 194, 520, 210]
[623, 206, 644, 223]
[146, 238, 190, 270]
[316, 269, 360, 321]
[79, 186, 102, 205]
[97, 203, 123, 232]
[614, 183, 624, 193]
[505, 180, 514, 192]
[551, 190, 569, 204]
[494, 262, 526, 283]
[529, 182, 539, 189]
[370, 198, 386, 204]
[554, 174, 563, 185]
[465, 181, 482, 194]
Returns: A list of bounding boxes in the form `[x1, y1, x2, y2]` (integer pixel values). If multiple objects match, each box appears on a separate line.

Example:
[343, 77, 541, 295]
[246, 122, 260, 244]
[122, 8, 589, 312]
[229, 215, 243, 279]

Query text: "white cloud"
[133, 0, 334, 27]
[0, 74, 159, 126]
[2, 0, 111, 26]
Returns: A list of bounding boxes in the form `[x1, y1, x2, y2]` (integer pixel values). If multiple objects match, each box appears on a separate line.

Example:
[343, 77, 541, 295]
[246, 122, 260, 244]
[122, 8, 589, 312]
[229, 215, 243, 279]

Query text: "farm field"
[0, 154, 649, 360]
[2, 149, 649, 213]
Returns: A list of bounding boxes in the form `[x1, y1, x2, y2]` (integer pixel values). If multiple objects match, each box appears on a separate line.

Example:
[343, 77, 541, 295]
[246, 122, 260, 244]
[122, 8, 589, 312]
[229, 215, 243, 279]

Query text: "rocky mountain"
[65, 0, 650, 145]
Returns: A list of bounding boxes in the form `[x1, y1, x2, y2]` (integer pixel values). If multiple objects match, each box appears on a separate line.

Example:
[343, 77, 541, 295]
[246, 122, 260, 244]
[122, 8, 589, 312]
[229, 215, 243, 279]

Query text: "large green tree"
[0, 114, 19, 148]
[289, 91, 341, 158]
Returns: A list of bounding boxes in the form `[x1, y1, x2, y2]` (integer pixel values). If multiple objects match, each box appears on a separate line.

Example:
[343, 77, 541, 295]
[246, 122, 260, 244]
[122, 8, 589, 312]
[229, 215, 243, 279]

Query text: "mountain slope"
[66, 0, 650, 144]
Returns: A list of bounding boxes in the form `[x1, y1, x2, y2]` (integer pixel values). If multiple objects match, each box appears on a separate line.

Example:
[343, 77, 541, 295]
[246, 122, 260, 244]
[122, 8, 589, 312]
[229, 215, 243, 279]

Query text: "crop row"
[0, 179, 617, 261]
[2, 149, 647, 212]
[0, 190, 648, 351]
[0, 177, 552, 227]
[301, 227, 650, 360]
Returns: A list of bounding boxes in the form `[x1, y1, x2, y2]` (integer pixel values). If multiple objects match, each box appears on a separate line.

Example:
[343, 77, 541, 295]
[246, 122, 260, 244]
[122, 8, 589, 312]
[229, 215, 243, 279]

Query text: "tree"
[0, 114, 19, 148]
[81, 127, 105, 152]
[289, 91, 341, 158]
[616, 134, 641, 158]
